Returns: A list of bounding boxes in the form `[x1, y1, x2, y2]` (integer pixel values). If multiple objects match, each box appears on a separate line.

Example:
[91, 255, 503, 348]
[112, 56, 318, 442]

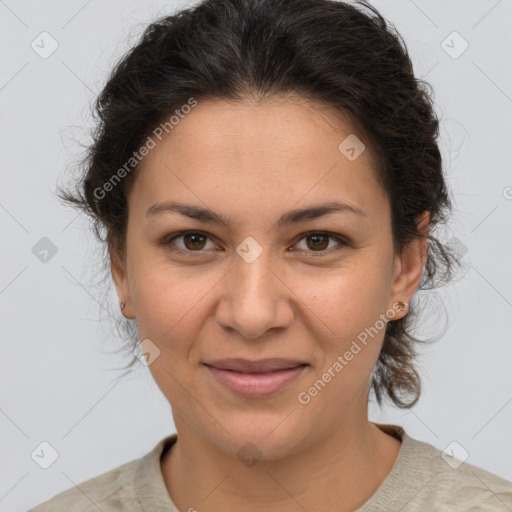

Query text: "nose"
[214, 247, 294, 340]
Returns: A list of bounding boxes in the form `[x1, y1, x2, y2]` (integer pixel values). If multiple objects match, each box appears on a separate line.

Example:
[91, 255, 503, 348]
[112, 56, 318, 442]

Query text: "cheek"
[292, 260, 391, 343]
[129, 260, 219, 349]
[294, 270, 388, 410]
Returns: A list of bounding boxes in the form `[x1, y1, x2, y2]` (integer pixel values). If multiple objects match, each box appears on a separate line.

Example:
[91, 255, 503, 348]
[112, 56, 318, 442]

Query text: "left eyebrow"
[145, 200, 367, 229]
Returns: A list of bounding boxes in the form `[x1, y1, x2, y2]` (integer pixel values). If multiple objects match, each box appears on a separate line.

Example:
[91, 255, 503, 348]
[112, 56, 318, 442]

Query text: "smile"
[203, 362, 308, 398]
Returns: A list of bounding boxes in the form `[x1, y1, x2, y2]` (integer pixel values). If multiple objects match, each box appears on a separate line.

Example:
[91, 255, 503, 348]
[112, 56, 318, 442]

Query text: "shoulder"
[362, 424, 512, 511]
[28, 435, 176, 512]
[400, 432, 512, 511]
[28, 458, 139, 512]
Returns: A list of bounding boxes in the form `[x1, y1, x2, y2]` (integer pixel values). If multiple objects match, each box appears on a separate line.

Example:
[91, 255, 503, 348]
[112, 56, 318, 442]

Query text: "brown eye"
[183, 233, 207, 250]
[306, 233, 330, 251]
[162, 231, 217, 254]
[293, 231, 348, 255]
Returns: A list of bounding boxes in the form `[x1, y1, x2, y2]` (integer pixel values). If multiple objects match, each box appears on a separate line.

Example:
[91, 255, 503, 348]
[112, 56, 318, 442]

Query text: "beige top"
[29, 424, 512, 511]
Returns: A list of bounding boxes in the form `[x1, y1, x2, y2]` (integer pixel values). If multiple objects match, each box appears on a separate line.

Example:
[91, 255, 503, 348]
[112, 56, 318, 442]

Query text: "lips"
[203, 358, 308, 398]
[204, 358, 306, 373]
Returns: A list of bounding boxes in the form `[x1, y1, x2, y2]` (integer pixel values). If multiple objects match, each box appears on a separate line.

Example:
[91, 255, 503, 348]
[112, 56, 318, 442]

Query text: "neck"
[161, 415, 401, 512]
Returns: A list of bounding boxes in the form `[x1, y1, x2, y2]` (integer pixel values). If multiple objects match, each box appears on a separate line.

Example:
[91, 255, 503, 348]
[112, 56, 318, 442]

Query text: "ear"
[388, 211, 430, 318]
[110, 246, 134, 319]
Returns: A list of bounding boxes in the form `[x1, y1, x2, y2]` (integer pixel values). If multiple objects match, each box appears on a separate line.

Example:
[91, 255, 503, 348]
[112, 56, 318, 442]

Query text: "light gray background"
[1, 0, 511, 510]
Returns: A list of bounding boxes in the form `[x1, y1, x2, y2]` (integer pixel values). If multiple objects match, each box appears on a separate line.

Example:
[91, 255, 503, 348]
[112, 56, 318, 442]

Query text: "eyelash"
[160, 230, 349, 257]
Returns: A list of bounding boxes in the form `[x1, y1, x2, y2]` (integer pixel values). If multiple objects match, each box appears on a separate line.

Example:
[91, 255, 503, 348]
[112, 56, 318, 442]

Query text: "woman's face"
[112, 96, 424, 460]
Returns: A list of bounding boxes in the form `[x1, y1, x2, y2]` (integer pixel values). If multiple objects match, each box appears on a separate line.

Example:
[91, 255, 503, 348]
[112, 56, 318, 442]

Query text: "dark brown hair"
[58, 0, 462, 408]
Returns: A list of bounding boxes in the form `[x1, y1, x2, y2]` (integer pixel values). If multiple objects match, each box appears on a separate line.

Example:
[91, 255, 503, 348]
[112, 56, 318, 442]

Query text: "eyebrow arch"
[146, 200, 367, 229]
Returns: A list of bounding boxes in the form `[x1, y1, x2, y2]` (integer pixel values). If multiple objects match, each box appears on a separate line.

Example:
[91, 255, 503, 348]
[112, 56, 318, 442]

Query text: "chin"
[205, 411, 313, 463]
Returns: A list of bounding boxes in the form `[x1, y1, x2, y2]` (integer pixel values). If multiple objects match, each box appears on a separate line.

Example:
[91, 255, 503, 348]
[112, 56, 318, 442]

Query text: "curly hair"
[58, 0, 462, 408]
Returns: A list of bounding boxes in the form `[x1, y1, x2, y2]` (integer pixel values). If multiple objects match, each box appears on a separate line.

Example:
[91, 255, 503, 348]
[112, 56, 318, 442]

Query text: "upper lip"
[204, 358, 307, 373]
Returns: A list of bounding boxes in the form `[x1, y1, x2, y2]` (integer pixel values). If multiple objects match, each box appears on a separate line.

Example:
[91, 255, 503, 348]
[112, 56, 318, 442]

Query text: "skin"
[111, 95, 429, 511]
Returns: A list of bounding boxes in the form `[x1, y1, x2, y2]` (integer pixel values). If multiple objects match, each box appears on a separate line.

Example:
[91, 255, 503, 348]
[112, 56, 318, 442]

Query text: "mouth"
[203, 358, 309, 398]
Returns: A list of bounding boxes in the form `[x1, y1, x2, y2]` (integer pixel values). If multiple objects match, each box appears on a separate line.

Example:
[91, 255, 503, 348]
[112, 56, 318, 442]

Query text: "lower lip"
[205, 364, 307, 398]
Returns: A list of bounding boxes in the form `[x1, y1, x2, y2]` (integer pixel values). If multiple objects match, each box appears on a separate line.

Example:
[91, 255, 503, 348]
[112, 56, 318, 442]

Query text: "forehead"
[128, 96, 389, 223]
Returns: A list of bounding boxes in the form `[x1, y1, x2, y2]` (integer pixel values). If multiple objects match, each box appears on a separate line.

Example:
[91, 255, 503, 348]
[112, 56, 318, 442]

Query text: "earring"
[397, 301, 408, 311]
[120, 301, 126, 313]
